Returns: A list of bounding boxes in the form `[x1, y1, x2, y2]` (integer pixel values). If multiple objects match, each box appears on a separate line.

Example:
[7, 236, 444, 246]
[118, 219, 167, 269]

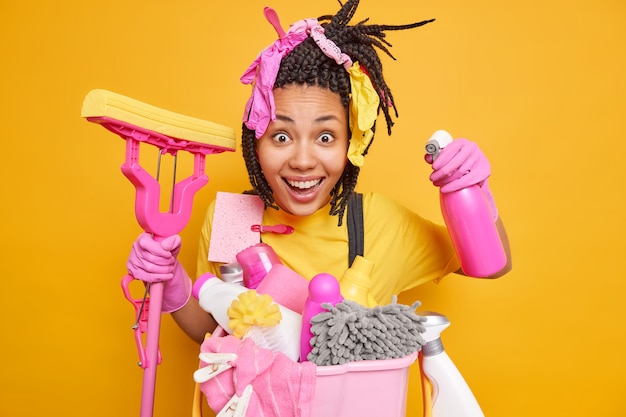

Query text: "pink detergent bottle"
[300, 273, 343, 362]
[426, 130, 506, 277]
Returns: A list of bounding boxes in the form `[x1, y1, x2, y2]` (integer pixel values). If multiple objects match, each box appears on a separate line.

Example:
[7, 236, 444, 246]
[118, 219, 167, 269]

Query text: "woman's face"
[256, 84, 349, 217]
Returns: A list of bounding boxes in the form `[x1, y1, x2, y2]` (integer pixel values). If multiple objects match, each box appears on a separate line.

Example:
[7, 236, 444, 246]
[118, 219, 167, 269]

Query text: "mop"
[81, 89, 236, 417]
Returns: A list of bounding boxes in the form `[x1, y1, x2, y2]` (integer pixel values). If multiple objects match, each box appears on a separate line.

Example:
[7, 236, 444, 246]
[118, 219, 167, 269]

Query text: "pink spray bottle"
[426, 130, 506, 277]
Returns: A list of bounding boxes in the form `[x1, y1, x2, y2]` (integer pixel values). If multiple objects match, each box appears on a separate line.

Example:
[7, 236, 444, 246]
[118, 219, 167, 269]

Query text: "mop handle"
[82, 88, 236, 417]
[142, 280, 164, 417]
[116, 131, 229, 417]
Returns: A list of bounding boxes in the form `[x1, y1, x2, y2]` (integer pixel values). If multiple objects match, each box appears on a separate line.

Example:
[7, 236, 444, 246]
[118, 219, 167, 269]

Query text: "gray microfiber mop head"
[307, 296, 426, 366]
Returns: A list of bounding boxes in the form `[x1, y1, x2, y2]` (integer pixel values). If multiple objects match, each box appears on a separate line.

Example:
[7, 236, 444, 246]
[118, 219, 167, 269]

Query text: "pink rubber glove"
[426, 138, 499, 221]
[240, 18, 317, 138]
[127, 233, 192, 313]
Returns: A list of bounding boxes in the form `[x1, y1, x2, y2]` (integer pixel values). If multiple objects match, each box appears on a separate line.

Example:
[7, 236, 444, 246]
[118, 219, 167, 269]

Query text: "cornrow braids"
[242, 0, 434, 225]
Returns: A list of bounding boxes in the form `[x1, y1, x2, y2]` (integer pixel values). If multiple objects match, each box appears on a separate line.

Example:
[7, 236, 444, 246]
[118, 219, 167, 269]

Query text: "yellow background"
[1, 0, 625, 416]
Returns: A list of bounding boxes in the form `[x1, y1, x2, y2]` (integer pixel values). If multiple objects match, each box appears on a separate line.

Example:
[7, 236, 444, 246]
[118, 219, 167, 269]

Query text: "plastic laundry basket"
[194, 327, 417, 417]
[311, 352, 417, 417]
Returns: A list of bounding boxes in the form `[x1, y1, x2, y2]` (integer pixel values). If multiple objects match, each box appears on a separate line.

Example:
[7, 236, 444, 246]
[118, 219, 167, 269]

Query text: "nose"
[288, 141, 317, 170]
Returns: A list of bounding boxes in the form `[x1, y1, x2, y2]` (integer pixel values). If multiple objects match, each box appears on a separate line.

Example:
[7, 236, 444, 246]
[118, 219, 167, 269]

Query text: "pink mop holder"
[86, 115, 233, 417]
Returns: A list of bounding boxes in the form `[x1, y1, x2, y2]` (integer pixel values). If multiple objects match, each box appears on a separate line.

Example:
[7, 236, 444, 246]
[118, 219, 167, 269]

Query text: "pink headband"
[240, 11, 315, 139]
[310, 25, 353, 71]
[241, 7, 380, 167]
[241, 8, 354, 138]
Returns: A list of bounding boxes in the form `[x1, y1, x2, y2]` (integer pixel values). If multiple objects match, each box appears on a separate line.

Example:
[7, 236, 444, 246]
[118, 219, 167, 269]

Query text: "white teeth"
[287, 179, 321, 189]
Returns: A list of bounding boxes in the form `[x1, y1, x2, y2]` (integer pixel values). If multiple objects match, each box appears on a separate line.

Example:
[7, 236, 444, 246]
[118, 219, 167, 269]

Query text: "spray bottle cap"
[308, 273, 343, 304]
[191, 272, 218, 300]
[421, 311, 451, 342]
[425, 130, 454, 161]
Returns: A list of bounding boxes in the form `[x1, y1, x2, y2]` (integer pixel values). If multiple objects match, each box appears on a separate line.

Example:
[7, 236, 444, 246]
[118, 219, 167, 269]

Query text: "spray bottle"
[425, 130, 506, 277]
[419, 312, 484, 417]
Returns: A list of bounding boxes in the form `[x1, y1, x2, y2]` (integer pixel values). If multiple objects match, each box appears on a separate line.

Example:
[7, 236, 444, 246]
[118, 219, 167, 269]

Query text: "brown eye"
[318, 133, 334, 144]
[273, 132, 291, 143]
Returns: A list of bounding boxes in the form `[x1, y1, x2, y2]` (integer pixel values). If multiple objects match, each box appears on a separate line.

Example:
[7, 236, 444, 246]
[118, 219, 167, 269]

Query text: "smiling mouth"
[285, 179, 323, 194]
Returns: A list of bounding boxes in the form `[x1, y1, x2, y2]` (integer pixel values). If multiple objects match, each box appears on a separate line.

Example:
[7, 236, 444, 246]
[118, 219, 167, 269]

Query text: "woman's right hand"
[127, 233, 192, 313]
[127, 233, 182, 283]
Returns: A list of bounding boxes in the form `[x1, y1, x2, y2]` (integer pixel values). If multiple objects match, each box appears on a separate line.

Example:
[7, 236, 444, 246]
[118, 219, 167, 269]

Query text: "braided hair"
[242, 0, 434, 225]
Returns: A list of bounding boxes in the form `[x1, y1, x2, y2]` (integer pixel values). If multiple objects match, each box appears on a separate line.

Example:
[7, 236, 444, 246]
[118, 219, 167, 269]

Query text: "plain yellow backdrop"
[1, 0, 625, 416]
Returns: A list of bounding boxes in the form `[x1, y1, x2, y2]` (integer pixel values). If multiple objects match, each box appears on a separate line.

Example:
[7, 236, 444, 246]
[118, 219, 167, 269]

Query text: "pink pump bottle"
[426, 130, 506, 277]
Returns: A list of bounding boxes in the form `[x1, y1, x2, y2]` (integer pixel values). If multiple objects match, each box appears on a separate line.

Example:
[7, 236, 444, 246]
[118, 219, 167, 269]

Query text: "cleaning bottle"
[339, 256, 377, 307]
[425, 130, 506, 277]
[236, 242, 282, 289]
[300, 273, 344, 362]
[236, 242, 308, 313]
[192, 273, 254, 334]
[419, 311, 484, 417]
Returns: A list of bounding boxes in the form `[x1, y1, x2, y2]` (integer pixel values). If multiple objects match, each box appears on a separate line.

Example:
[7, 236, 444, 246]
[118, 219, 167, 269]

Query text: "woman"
[127, 0, 512, 345]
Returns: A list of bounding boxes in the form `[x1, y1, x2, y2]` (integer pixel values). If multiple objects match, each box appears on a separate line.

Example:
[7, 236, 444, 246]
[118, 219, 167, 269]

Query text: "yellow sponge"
[81, 89, 236, 150]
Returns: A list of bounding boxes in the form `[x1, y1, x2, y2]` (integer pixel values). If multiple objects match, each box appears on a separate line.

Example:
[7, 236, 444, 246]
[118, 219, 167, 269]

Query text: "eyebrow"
[275, 114, 341, 123]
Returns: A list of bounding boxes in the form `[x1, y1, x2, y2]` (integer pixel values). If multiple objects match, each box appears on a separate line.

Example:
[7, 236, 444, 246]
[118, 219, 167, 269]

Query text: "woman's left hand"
[426, 138, 491, 193]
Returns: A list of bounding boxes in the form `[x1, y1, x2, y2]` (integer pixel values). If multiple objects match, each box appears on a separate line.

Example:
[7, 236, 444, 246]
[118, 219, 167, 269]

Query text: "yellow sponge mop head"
[81, 89, 236, 151]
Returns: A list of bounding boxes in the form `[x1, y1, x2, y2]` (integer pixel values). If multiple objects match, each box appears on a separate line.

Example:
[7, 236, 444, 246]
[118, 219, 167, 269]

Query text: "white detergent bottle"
[192, 273, 302, 361]
[192, 273, 246, 332]
[420, 311, 485, 417]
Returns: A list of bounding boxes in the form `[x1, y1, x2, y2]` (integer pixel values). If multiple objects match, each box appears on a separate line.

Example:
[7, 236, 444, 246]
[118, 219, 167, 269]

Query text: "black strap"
[347, 192, 364, 267]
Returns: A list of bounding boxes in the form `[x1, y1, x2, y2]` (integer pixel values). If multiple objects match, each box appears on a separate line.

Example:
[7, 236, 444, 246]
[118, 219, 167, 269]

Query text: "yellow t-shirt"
[197, 192, 460, 304]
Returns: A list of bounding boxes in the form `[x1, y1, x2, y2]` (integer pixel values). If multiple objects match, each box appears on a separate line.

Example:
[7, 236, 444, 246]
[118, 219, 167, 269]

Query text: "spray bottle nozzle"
[420, 311, 451, 357]
[421, 311, 451, 342]
[425, 130, 454, 161]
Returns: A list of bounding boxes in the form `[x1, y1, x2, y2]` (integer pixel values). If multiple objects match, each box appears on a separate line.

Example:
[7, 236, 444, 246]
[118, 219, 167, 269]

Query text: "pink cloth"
[256, 264, 308, 314]
[240, 19, 319, 138]
[200, 335, 317, 417]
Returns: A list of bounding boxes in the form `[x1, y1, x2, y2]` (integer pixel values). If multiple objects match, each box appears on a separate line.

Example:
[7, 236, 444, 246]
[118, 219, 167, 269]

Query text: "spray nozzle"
[425, 130, 454, 162]
[421, 311, 451, 343]
[420, 311, 451, 357]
